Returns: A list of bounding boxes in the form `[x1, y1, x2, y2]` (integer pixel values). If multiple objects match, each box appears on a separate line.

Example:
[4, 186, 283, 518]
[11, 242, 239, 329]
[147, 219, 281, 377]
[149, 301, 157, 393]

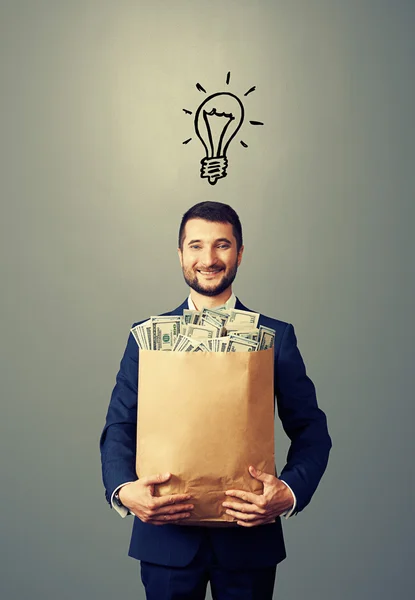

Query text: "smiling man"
[100, 201, 332, 600]
[178, 217, 242, 303]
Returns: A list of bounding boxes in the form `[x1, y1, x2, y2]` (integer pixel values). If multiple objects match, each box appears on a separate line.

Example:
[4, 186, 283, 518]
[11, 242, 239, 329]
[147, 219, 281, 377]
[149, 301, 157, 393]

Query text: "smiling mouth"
[197, 269, 223, 275]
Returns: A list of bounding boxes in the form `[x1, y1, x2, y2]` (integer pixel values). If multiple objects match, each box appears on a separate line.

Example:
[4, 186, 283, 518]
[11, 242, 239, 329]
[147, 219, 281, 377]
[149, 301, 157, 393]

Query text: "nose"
[199, 247, 218, 267]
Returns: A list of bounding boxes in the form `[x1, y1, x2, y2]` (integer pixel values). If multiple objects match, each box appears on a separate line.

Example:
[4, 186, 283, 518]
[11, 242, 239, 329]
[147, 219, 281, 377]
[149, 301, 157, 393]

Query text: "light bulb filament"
[203, 110, 235, 157]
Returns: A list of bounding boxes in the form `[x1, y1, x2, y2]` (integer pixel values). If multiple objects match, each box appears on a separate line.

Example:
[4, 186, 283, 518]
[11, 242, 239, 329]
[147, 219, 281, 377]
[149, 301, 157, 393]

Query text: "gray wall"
[1, 1, 414, 599]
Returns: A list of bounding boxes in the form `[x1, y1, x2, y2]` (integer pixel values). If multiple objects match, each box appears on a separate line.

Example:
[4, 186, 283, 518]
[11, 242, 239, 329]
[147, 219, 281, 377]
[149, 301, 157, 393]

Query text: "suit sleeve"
[276, 324, 332, 514]
[99, 330, 139, 506]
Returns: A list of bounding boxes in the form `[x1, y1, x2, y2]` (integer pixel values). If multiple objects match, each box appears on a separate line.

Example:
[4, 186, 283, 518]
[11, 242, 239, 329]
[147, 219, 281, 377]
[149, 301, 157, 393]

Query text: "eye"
[218, 244, 230, 249]
[190, 245, 201, 250]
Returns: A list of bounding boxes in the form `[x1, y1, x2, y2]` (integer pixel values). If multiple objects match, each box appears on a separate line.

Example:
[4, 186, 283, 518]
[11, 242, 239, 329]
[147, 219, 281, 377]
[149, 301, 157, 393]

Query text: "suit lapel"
[235, 297, 253, 312]
[168, 299, 189, 315]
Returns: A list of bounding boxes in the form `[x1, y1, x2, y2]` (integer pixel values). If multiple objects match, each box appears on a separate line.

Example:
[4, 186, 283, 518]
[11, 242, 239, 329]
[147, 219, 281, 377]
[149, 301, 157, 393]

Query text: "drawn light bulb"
[194, 92, 244, 185]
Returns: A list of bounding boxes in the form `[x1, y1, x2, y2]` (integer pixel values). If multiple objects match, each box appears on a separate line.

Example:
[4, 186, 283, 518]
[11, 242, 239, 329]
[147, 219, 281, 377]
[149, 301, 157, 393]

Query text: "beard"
[181, 260, 238, 297]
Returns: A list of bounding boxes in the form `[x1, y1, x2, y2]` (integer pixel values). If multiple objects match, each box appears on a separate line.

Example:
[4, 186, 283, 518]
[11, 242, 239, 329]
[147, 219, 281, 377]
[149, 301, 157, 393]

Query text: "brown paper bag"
[136, 347, 275, 525]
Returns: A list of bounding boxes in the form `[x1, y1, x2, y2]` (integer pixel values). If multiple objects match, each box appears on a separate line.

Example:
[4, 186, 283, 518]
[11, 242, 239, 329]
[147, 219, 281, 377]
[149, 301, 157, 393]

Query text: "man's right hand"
[118, 472, 194, 525]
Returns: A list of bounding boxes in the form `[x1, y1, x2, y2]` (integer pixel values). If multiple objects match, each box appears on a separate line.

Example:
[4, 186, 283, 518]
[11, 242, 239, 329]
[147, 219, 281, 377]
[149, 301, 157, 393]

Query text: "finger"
[224, 490, 265, 507]
[151, 504, 194, 517]
[236, 519, 273, 528]
[150, 512, 192, 524]
[223, 500, 266, 515]
[225, 509, 263, 522]
[140, 472, 172, 486]
[151, 494, 193, 508]
[248, 466, 275, 484]
[236, 515, 276, 528]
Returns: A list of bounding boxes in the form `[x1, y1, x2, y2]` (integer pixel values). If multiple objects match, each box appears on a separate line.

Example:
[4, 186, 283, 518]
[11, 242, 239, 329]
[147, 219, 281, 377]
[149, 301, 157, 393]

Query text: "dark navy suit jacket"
[100, 298, 331, 568]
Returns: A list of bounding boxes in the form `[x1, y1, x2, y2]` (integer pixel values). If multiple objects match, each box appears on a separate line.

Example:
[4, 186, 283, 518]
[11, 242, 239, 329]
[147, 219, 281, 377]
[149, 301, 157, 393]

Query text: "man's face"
[178, 219, 243, 297]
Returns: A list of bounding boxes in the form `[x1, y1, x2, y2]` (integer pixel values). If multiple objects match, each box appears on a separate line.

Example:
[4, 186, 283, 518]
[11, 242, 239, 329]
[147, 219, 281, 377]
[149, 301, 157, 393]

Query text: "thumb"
[249, 466, 273, 484]
[141, 472, 171, 486]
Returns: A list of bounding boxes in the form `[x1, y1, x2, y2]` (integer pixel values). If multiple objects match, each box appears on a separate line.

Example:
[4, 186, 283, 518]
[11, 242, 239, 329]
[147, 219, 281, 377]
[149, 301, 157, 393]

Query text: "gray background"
[1, 1, 414, 599]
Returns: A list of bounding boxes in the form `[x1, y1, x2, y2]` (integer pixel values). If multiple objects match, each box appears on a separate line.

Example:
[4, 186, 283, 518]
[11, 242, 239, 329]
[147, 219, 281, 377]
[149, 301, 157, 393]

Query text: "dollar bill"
[215, 336, 230, 352]
[186, 324, 216, 339]
[143, 319, 153, 349]
[131, 319, 152, 350]
[200, 308, 228, 326]
[205, 338, 215, 352]
[183, 309, 196, 325]
[130, 325, 143, 348]
[196, 340, 210, 352]
[151, 316, 181, 350]
[174, 336, 210, 352]
[258, 326, 276, 350]
[193, 345, 205, 352]
[232, 328, 260, 341]
[200, 313, 224, 331]
[227, 335, 259, 352]
[173, 334, 201, 352]
[225, 309, 260, 330]
[213, 305, 230, 314]
[191, 311, 201, 325]
[172, 333, 187, 352]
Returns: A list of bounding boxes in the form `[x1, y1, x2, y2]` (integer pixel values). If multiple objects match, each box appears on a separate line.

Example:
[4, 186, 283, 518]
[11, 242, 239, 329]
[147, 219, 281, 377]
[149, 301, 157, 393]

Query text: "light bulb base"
[200, 156, 228, 185]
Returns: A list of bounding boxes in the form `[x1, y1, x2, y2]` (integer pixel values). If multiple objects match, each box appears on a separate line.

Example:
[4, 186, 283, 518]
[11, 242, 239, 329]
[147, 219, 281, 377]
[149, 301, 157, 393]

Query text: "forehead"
[182, 219, 235, 242]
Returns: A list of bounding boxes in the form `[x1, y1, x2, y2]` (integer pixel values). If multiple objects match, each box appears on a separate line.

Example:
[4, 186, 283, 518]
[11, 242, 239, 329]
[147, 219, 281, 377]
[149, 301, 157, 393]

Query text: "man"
[100, 201, 331, 599]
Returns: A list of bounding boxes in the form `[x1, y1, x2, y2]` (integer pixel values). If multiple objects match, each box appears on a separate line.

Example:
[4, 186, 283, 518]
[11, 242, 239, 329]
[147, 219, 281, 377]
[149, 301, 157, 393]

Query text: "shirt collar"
[187, 292, 236, 311]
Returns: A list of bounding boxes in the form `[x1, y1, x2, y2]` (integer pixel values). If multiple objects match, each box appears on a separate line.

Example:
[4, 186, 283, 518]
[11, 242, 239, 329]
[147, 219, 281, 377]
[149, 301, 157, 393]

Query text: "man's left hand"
[222, 466, 294, 527]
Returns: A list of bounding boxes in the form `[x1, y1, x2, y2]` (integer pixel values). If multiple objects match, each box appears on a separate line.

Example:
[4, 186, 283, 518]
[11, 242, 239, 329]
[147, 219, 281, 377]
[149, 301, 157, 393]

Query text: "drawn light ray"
[226, 72, 231, 85]
[250, 120, 264, 126]
[240, 141, 248, 148]
[182, 138, 192, 144]
[244, 86, 256, 96]
[183, 109, 192, 115]
[196, 83, 207, 93]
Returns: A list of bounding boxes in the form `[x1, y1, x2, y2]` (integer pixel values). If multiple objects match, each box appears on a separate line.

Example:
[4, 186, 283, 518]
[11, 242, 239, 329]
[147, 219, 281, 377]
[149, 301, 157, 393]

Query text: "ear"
[177, 247, 183, 267]
[237, 245, 244, 267]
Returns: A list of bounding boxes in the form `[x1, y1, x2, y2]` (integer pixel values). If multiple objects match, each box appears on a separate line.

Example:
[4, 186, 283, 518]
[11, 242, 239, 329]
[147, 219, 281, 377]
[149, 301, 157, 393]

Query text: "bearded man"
[100, 201, 331, 600]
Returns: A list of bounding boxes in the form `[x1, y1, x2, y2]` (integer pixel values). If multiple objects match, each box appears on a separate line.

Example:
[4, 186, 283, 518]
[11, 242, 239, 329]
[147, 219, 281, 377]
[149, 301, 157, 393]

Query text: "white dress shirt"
[111, 291, 296, 519]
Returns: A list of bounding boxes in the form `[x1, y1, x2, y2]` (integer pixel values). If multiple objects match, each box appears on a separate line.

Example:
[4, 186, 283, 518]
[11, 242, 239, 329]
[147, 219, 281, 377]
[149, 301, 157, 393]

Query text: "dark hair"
[178, 201, 243, 251]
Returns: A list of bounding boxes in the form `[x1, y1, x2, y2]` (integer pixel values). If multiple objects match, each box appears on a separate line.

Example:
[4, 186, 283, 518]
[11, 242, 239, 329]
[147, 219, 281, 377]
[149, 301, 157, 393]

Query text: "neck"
[190, 288, 233, 311]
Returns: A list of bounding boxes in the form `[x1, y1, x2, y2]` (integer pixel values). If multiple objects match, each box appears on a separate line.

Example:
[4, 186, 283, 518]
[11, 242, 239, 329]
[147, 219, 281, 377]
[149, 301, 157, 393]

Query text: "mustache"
[196, 265, 225, 271]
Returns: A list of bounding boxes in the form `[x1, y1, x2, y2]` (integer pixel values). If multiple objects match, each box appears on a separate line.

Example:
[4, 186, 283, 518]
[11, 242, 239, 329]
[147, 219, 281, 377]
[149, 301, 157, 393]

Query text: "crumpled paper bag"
[136, 348, 275, 525]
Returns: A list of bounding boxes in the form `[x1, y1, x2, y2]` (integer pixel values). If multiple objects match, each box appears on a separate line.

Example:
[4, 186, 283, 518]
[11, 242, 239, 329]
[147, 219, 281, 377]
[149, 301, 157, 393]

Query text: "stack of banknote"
[131, 308, 275, 352]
